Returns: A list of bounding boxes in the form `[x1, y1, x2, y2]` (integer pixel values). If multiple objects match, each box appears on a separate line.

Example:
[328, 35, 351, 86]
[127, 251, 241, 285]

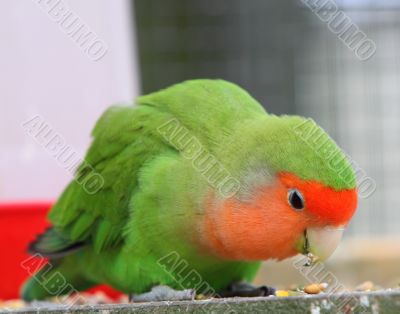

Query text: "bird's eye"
[288, 189, 305, 211]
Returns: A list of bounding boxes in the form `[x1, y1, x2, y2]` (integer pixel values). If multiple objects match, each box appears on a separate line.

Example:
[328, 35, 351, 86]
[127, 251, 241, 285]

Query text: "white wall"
[0, 0, 140, 200]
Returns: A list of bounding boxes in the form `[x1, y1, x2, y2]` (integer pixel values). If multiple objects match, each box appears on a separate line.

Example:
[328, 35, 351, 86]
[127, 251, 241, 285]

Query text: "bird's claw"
[129, 285, 196, 302]
[217, 281, 276, 298]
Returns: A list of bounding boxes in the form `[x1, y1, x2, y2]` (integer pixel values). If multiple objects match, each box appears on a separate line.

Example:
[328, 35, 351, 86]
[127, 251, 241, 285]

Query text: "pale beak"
[303, 226, 345, 264]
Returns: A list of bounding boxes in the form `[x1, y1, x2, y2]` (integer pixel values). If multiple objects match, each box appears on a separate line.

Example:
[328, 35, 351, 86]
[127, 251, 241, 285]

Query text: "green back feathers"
[138, 79, 266, 148]
[139, 79, 356, 191]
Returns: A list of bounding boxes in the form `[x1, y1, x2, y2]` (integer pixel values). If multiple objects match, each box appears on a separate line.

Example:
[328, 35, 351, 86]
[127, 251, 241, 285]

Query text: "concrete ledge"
[12, 290, 400, 314]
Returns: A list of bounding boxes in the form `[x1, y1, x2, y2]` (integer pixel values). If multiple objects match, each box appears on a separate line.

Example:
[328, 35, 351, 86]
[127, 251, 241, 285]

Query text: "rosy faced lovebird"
[22, 79, 357, 301]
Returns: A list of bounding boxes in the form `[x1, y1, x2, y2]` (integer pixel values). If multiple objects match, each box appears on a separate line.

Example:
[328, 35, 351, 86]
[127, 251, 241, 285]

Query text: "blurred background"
[1, 0, 399, 296]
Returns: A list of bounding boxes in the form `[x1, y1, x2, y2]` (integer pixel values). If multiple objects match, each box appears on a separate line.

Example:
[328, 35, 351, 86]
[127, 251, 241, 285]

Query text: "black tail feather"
[28, 227, 86, 259]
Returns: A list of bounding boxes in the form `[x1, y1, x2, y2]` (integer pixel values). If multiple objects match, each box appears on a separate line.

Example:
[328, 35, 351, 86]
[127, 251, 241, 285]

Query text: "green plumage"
[21, 80, 355, 300]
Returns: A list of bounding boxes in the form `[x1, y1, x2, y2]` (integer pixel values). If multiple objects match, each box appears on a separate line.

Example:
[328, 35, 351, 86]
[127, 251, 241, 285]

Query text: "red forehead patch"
[278, 172, 358, 226]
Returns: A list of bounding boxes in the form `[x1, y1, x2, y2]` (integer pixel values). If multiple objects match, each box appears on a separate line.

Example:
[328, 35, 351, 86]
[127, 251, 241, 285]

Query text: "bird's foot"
[217, 281, 276, 298]
[129, 285, 196, 302]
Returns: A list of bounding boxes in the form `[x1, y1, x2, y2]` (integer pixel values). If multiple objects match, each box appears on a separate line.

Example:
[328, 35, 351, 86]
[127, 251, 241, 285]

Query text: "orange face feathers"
[278, 172, 358, 226]
[200, 172, 358, 262]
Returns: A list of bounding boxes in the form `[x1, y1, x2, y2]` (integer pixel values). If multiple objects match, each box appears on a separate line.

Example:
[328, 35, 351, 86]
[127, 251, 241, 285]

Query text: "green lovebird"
[22, 79, 358, 301]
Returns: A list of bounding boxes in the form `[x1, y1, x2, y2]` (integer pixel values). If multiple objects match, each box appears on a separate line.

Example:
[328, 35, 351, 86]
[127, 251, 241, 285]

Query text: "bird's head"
[200, 116, 358, 263]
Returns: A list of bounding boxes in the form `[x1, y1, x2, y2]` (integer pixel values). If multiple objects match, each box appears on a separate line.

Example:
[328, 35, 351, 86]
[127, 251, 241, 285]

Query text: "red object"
[0, 202, 121, 300]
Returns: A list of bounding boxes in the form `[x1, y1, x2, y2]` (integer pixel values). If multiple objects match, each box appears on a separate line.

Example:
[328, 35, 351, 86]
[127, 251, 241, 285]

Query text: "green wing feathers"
[48, 105, 171, 253]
